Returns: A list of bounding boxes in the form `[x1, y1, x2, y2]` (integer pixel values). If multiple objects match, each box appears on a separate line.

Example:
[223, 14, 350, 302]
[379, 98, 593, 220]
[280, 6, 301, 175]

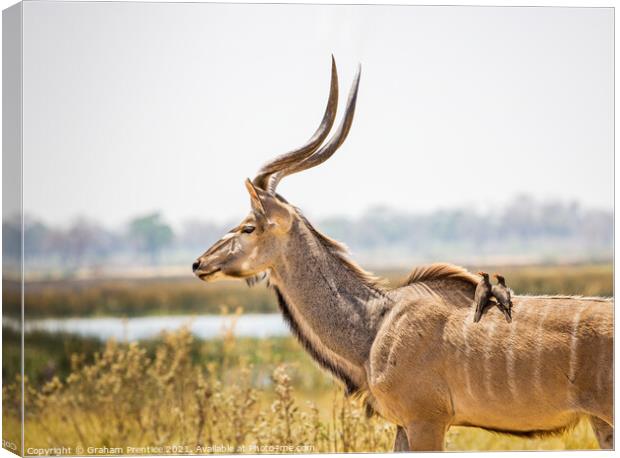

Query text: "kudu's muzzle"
[192, 234, 234, 279]
[192, 256, 221, 280]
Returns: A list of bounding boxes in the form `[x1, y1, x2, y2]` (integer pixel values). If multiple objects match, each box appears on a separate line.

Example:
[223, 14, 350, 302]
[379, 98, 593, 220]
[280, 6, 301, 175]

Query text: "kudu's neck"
[269, 218, 389, 366]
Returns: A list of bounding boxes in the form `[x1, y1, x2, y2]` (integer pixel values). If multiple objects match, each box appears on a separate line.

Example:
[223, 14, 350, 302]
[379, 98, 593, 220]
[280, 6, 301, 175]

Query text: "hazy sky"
[22, 3, 613, 228]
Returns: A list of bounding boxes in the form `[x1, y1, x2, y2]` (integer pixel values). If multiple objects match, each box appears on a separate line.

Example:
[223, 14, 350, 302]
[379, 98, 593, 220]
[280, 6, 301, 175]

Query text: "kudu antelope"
[193, 58, 613, 451]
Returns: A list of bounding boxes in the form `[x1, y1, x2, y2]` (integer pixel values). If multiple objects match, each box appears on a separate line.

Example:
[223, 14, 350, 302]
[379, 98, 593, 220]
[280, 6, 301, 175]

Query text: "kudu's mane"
[404, 262, 479, 286]
[401, 262, 479, 308]
[295, 209, 386, 292]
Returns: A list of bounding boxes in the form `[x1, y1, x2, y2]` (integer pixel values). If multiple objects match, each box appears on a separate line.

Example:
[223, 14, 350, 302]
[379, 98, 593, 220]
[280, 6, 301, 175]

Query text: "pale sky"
[22, 2, 613, 228]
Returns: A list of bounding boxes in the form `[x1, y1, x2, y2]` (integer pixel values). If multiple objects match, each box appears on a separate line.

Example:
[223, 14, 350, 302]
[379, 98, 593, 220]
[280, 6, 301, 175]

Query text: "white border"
[0, 2, 615, 458]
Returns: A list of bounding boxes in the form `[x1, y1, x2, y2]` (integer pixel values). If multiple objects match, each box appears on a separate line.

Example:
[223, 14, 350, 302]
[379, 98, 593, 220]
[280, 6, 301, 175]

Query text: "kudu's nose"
[192, 260, 201, 272]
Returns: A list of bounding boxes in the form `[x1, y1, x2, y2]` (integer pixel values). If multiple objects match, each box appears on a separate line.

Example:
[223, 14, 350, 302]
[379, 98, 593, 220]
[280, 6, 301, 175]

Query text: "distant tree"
[64, 218, 115, 268]
[128, 213, 174, 263]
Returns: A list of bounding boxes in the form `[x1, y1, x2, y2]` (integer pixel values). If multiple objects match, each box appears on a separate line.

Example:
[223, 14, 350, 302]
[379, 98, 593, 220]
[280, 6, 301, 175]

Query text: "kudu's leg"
[405, 421, 446, 451]
[393, 426, 409, 452]
[589, 416, 613, 450]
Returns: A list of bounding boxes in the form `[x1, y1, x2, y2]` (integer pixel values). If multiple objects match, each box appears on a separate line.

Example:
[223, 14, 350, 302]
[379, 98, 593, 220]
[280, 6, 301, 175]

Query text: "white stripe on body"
[461, 320, 475, 399]
[505, 318, 518, 399]
[567, 305, 587, 403]
[483, 320, 497, 399]
[534, 307, 551, 395]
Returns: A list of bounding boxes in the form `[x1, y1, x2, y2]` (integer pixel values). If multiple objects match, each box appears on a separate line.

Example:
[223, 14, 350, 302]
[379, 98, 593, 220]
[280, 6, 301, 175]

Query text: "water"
[9, 314, 291, 341]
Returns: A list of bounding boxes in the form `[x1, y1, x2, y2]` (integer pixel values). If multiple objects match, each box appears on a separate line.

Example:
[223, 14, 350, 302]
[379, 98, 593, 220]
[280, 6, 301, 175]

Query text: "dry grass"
[5, 325, 601, 454]
[10, 328, 395, 454]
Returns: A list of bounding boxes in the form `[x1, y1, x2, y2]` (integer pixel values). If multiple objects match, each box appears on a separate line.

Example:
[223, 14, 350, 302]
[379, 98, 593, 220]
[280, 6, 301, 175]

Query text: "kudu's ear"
[245, 178, 267, 217]
[244, 178, 293, 232]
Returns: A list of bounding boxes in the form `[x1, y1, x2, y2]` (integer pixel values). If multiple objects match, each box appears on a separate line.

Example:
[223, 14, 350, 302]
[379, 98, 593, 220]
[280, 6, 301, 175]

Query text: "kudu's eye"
[241, 225, 255, 234]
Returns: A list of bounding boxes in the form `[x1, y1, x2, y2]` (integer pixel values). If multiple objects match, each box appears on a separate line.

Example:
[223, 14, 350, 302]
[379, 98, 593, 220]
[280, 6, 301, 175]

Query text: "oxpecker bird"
[473, 272, 493, 323]
[492, 273, 513, 322]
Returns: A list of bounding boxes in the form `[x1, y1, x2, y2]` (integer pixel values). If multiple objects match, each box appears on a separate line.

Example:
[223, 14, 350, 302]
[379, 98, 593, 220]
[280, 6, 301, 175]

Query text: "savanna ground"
[3, 264, 612, 454]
